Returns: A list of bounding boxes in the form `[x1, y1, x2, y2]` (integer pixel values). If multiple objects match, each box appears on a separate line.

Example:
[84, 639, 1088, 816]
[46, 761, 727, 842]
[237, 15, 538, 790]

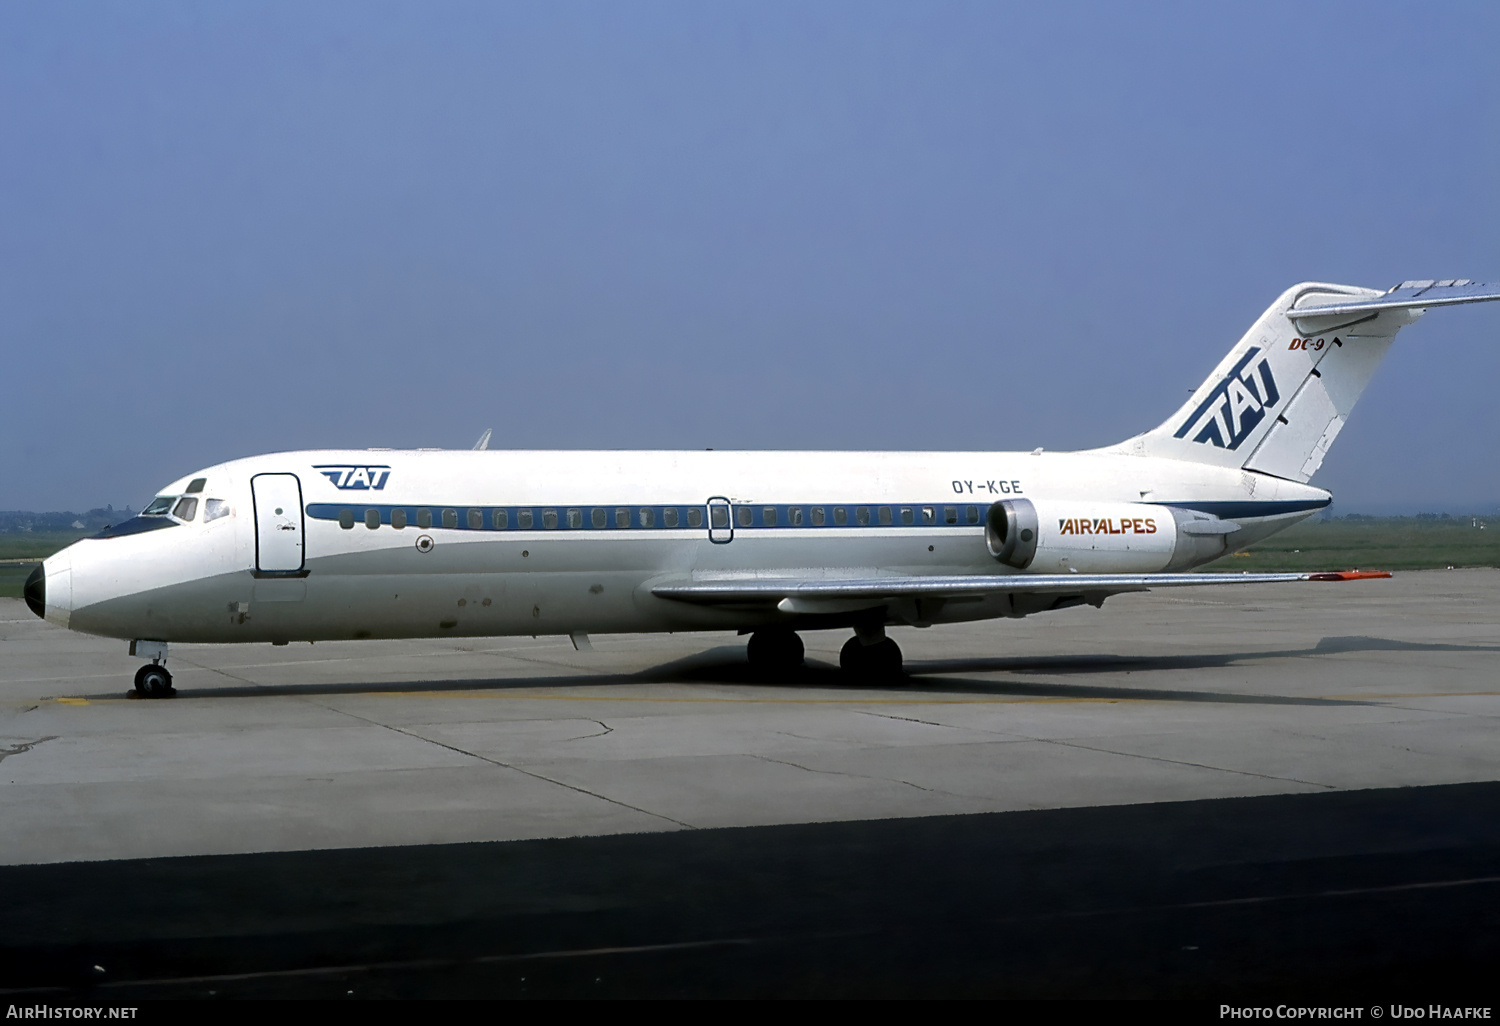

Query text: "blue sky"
[3, 2, 1497, 511]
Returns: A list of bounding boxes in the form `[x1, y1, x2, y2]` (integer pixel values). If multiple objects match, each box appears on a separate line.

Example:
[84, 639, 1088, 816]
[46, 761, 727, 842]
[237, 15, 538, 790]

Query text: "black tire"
[839, 637, 867, 675]
[135, 664, 175, 699]
[840, 637, 903, 680]
[747, 630, 805, 674]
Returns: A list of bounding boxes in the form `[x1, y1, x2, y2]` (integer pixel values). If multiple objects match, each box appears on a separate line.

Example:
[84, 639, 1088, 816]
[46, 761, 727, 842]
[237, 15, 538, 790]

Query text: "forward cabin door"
[251, 473, 306, 574]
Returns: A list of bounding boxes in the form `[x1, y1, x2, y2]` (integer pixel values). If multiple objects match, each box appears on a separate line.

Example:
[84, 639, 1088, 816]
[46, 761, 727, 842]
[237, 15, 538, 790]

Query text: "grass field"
[1199, 517, 1500, 573]
[0, 531, 92, 600]
[2, 519, 1497, 600]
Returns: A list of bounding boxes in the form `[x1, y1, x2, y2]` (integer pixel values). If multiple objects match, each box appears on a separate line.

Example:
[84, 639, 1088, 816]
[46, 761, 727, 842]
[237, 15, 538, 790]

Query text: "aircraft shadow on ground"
[110, 632, 1494, 706]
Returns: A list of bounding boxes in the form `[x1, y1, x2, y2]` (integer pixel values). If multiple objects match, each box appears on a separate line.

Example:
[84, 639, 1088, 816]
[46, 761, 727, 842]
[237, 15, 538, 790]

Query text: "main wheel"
[840, 637, 903, 680]
[134, 664, 175, 699]
[747, 630, 805, 674]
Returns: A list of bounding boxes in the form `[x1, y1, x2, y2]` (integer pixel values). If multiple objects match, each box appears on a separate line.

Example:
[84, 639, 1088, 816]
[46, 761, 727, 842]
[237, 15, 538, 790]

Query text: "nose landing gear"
[129, 640, 175, 699]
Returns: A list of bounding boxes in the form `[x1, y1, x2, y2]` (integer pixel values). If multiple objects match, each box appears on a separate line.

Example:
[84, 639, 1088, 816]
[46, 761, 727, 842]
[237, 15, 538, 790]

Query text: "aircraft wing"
[1290, 279, 1500, 323]
[652, 570, 1389, 613]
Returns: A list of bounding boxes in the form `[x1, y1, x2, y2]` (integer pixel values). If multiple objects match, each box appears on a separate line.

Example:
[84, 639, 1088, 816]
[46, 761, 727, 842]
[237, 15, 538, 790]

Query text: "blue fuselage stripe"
[305, 502, 988, 531]
[304, 497, 1328, 533]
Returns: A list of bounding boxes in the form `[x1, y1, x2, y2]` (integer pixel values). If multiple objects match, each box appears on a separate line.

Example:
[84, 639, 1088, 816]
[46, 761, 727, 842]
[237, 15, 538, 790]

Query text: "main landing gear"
[747, 625, 904, 680]
[839, 625, 903, 680]
[129, 640, 175, 699]
[746, 629, 805, 675]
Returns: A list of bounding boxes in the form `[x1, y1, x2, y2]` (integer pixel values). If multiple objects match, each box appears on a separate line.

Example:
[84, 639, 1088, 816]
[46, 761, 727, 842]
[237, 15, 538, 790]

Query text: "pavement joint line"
[856, 709, 974, 729]
[0, 936, 762, 995]
[561, 720, 614, 741]
[748, 751, 976, 802]
[325, 706, 695, 831]
[1032, 736, 1337, 790]
[1002, 874, 1500, 926]
[855, 708, 1037, 741]
[0, 736, 56, 764]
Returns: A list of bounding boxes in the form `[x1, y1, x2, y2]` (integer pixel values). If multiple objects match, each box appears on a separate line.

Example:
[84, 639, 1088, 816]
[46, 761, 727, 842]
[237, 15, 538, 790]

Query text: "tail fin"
[1122, 279, 1500, 482]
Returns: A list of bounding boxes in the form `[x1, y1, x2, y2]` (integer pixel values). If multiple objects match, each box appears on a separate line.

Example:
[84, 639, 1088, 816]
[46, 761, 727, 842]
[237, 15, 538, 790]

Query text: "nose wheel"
[133, 664, 176, 699]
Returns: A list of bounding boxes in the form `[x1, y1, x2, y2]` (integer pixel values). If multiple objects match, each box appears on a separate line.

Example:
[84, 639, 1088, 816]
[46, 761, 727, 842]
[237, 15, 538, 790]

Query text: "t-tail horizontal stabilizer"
[1290, 280, 1500, 327]
[1123, 279, 1500, 483]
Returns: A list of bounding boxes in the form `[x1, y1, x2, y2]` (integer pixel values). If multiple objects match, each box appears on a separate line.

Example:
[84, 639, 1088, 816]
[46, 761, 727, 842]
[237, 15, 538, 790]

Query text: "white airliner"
[24, 279, 1500, 697]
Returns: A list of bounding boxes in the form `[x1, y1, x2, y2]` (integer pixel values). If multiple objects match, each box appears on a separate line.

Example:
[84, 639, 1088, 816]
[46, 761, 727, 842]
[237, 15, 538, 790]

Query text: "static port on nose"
[24, 564, 45, 619]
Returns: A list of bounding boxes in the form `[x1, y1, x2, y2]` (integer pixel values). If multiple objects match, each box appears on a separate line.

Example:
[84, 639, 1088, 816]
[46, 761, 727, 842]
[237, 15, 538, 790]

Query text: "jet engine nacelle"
[986, 499, 1235, 573]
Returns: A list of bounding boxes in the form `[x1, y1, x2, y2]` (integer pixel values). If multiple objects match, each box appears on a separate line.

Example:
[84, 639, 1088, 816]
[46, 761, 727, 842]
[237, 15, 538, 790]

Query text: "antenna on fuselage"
[472, 429, 492, 451]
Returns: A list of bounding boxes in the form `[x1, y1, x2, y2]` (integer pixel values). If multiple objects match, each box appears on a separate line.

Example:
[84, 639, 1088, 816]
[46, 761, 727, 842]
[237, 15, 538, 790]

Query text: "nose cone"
[24, 564, 45, 619]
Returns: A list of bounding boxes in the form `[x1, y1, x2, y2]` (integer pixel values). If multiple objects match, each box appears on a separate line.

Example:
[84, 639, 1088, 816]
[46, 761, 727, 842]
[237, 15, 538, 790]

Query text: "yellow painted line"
[53, 697, 89, 706]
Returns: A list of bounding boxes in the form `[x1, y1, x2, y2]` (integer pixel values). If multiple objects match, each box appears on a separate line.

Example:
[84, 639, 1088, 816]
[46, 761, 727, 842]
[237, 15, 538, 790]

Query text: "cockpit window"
[172, 497, 199, 522]
[185, 478, 207, 494]
[203, 499, 230, 522]
[143, 496, 175, 516]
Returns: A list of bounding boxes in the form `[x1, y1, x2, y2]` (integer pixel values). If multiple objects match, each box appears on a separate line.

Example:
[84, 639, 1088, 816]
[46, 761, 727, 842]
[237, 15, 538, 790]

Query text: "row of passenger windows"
[334, 504, 984, 531]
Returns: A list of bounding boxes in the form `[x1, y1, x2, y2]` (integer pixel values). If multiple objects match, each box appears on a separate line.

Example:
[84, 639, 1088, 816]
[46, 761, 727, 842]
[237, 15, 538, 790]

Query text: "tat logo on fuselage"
[314, 465, 392, 490]
[1173, 346, 1280, 450]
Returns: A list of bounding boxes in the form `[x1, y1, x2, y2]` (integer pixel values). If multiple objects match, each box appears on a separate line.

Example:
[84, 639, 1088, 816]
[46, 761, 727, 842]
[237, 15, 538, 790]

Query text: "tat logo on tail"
[1174, 347, 1280, 450]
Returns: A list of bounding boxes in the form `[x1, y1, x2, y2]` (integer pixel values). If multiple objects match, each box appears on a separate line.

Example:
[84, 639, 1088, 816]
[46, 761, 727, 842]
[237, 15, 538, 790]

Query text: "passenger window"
[639, 508, 654, 528]
[762, 506, 777, 526]
[173, 497, 198, 522]
[143, 497, 174, 516]
[737, 506, 753, 527]
[664, 508, 680, 528]
[834, 507, 848, 526]
[391, 508, 407, 529]
[443, 509, 458, 529]
[543, 509, 559, 529]
[811, 507, 825, 526]
[185, 478, 207, 494]
[878, 506, 892, 525]
[492, 509, 508, 529]
[517, 509, 533, 529]
[418, 508, 433, 529]
[203, 499, 230, 523]
[788, 507, 803, 526]
[900, 507, 914, 526]
[365, 509, 380, 530]
[590, 508, 605, 529]
[967, 505, 980, 524]
[856, 507, 871, 526]
[687, 508, 703, 528]
[616, 507, 630, 528]
[339, 509, 355, 530]
[922, 507, 935, 525]
[711, 506, 728, 528]
[944, 506, 958, 525]
[571, 508, 586, 529]
[468, 509, 483, 530]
